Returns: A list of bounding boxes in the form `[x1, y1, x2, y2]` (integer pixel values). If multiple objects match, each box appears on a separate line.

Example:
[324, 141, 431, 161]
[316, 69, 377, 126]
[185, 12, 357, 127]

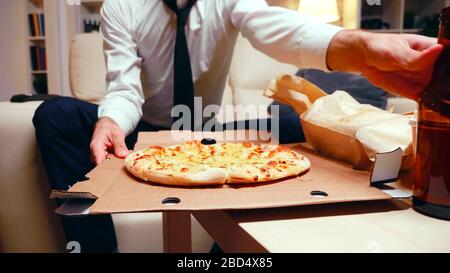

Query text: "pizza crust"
[129, 166, 228, 187]
[125, 150, 227, 186]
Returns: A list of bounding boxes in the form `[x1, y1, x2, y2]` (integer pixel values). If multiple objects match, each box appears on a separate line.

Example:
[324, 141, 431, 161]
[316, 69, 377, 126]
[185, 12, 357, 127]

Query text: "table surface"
[192, 178, 450, 253]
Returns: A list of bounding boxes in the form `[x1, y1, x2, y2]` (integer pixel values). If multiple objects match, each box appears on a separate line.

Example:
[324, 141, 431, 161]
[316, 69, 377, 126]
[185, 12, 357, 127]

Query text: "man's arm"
[229, 0, 342, 71]
[91, 0, 144, 164]
[229, 0, 443, 100]
[327, 30, 443, 100]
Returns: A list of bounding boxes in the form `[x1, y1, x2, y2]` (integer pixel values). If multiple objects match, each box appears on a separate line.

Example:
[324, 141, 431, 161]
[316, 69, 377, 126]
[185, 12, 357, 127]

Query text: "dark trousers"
[32, 97, 305, 253]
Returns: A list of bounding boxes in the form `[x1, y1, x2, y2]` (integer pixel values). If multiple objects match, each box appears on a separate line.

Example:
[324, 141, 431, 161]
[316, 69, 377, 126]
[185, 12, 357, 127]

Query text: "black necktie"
[163, 0, 197, 130]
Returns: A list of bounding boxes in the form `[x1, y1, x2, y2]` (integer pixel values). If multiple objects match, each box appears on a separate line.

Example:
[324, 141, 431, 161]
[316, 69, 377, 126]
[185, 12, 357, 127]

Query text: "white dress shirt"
[99, 0, 342, 135]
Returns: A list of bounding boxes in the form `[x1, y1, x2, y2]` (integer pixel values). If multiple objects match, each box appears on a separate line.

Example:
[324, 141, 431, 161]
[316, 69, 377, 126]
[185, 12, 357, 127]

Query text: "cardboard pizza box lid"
[52, 130, 394, 216]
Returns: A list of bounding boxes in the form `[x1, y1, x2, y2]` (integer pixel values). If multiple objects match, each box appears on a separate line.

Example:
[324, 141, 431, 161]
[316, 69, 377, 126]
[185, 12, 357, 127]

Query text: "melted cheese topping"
[134, 141, 303, 178]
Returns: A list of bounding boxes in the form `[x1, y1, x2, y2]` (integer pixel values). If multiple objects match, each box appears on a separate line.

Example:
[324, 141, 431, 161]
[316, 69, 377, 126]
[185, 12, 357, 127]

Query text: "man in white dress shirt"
[33, 0, 442, 252]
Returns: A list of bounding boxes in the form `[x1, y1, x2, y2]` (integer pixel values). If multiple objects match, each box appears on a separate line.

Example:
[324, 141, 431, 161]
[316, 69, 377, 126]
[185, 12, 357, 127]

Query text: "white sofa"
[0, 33, 297, 253]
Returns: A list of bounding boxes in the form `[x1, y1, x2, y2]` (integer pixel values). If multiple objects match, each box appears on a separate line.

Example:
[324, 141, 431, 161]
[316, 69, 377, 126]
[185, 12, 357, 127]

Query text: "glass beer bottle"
[413, 7, 450, 220]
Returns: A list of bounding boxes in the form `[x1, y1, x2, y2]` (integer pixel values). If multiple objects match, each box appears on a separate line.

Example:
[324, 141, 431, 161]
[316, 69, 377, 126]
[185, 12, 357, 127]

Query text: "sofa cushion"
[69, 33, 107, 104]
[233, 88, 273, 120]
[227, 36, 296, 121]
[229, 36, 297, 90]
[216, 79, 236, 124]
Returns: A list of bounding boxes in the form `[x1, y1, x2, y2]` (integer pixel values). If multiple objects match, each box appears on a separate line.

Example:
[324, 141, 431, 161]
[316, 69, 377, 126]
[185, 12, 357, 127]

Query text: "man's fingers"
[392, 41, 443, 71]
[90, 140, 109, 165]
[91, 117, 129, 163]
[404, 44, 443, 71]
[363, 67, 428, 101]
[404, 34, 438, 51]
[111, 132, 130, 158]
[105, 140, 112, 148]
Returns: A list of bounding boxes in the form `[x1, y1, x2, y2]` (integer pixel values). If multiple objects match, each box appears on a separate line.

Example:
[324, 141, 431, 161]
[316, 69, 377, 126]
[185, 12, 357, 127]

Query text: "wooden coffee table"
[162, 176, 450, 253]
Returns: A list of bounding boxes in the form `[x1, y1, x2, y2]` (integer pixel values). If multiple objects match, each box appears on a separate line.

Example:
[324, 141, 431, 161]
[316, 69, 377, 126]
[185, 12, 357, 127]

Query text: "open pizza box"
[264, 75, 414, 171]
[52, 129, 411, 217]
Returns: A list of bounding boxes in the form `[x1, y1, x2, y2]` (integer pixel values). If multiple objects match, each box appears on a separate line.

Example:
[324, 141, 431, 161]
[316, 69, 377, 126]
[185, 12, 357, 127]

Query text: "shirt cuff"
[98, 107, 136, 136]
[298, 23, 344, 72]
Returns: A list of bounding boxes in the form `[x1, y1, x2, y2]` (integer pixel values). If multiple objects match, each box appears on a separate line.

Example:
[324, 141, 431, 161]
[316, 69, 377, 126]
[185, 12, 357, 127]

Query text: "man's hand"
[90, 117, 130, 165]
[327, 30, 443, 101]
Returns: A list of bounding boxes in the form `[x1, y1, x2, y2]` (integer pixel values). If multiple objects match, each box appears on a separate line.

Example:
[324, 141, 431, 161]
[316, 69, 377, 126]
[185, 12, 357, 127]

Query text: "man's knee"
[33, 97, 80, 131]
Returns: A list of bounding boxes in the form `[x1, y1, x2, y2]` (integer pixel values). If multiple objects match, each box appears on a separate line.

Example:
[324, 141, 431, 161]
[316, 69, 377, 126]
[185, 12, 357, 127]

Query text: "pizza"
[124, 141, 310, 187]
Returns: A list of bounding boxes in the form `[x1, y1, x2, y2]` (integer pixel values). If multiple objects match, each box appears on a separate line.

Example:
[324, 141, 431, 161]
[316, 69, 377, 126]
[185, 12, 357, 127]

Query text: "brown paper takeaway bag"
[264, 75, 413, 171]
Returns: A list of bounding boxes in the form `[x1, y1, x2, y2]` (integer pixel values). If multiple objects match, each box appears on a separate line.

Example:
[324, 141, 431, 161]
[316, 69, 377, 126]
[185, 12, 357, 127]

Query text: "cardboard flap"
[55, 199, 95, 216]
[264, 75, 327, 115]
[51, 158, 124, 200]
[370, 148, 412, 199]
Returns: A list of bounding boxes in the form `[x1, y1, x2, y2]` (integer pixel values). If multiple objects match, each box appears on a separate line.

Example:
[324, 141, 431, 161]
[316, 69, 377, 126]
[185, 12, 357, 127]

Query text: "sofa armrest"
[0, 101, 64, 252]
